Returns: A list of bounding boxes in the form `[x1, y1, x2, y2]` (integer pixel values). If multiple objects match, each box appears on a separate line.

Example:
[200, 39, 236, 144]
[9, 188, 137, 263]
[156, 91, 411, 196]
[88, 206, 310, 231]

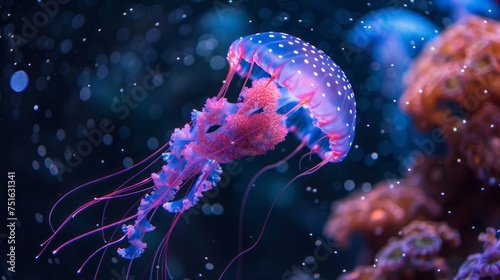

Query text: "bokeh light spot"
[79, 87, 91, 101]
[147, 137, 159, 150]
[10, 70, 29, 92]
[123, 157, 133, 168]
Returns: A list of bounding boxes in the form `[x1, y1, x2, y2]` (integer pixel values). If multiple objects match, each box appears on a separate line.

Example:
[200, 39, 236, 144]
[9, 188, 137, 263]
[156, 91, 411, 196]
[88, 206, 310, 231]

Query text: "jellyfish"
[346, 8, 438, 69]
[435, 0, 500, 20]
[345, 8, 438, 160]
[37, 32, 356, 278]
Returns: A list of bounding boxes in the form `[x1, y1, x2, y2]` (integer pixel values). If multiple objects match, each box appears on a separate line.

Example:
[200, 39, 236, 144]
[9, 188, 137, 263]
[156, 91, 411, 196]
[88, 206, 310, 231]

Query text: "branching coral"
[339, 221, 460, 280]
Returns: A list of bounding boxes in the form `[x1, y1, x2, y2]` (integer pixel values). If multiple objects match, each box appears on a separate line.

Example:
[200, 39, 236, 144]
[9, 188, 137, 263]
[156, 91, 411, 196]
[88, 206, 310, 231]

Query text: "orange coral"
[455, 103, 500, 186]
[323, 181, 440, 247]
[328, 14, 500, 280]
[400, 16, 500, 131]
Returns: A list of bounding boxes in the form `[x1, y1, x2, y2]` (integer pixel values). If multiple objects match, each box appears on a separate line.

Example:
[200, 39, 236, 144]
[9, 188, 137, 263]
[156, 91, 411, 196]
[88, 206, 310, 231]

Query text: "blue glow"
[436, 0, 500, 19]
[347, 8, 438, 50]
[10, 70, 29, 93]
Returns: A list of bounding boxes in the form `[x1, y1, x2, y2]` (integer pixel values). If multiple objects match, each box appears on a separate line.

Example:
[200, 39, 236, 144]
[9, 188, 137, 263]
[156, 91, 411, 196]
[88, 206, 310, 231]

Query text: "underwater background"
[2, 0, 500, 279]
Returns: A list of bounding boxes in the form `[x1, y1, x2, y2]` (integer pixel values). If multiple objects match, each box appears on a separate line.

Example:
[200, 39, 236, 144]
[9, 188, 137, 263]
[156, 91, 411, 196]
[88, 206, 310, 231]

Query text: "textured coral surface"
[328, 15, 500, 280]
[401, 16, 500, 131]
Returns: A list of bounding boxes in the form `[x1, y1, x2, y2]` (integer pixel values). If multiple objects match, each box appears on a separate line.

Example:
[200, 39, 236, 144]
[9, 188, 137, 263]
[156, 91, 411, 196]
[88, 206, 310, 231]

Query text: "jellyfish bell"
[228, 32, 356, 163]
